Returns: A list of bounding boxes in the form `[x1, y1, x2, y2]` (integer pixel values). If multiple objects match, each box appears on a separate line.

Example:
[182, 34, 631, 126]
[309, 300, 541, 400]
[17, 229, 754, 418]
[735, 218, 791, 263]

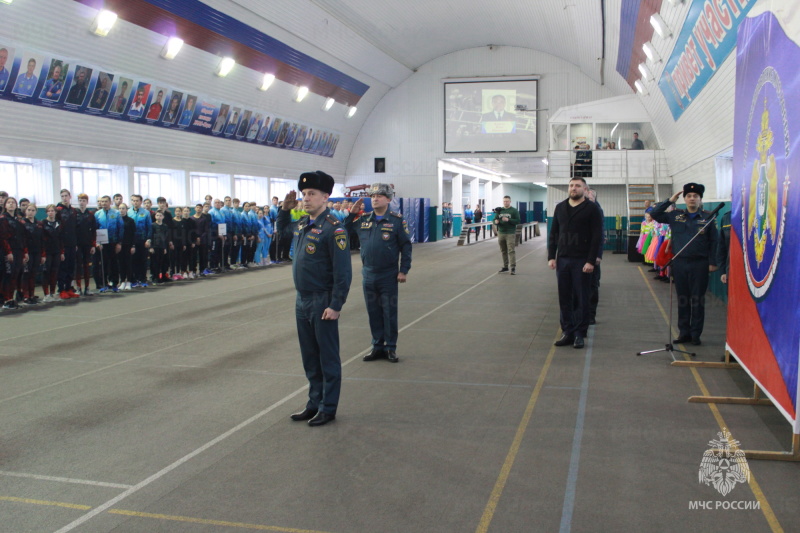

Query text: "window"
[0, 157, 35, 202]
[235, 175, 270, 206]
[270, 179, 293, 203]
[134, 168, 184, 205]
[191, 173, 228, 204]
[61, 162, 113, 205]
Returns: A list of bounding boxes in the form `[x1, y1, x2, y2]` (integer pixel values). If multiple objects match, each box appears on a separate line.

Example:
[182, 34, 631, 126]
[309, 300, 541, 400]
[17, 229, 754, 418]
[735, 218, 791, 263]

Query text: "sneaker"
[83, 288, 94, 296]
[59, 291, 71, 300]
[498, 267, 509, 273]
[112, 286, 119, 293]
[98, 287, 108, 293]
[510, 268, 516, 275]
[140, 282, 149, 288]
[123, 282, 132, 291]
[69, 288, 80, 298]
[189, 272, 196, 279]
[43, 294, 54, 303]
[3, 300, 17, 309]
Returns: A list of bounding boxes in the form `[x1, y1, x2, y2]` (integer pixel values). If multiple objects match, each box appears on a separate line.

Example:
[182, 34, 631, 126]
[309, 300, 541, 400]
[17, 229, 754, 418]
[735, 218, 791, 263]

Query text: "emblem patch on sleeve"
[335, 233, 347, 250]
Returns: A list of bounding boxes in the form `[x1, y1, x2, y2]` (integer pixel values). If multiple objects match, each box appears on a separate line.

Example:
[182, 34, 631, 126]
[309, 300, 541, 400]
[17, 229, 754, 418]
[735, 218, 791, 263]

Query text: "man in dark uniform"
[651, 183, 718, 345]
[56, 189, 80, 299]
[279, 172, 352, 427]
[346, 184, 412, 363]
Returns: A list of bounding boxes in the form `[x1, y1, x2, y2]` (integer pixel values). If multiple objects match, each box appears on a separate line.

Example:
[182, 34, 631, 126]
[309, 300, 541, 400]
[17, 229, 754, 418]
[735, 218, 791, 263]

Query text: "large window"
[0, 157, 34, 202]
[61, 162, 113, 205]
[270, 179, 293, 203]
[191, 173, 228, 204]
[134, 168, 185, 205]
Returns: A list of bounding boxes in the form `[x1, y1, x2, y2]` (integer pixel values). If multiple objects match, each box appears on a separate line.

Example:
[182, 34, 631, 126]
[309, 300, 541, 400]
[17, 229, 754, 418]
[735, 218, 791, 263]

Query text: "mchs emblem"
[699, 429, 750, 497]
[741, 68, 790, 300]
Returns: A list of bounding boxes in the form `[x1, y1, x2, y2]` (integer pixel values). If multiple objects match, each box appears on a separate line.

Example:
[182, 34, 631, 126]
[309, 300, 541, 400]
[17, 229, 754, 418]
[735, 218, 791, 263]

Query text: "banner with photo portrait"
[0, 41, 341, 158]
[728, 5, 800, 431]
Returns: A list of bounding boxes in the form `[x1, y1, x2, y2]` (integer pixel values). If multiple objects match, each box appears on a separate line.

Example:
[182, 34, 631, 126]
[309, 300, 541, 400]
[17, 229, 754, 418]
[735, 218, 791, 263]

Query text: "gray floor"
[1, 233, 798, 533]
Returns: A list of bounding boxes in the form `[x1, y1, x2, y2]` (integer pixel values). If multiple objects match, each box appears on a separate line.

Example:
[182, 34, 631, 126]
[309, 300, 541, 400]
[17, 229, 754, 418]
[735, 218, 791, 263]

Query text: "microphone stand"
[637, 204, 724, 362]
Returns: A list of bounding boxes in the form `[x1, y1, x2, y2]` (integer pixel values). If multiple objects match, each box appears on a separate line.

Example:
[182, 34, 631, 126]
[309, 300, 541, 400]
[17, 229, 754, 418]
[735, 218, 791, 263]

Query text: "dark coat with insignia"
[345, 210, 412, 279]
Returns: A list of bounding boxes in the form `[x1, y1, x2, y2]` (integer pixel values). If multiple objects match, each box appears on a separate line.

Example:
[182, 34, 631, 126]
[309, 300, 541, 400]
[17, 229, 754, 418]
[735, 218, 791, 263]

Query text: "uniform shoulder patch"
[326, 214, 340, 225]
[390, 211, 402, 218]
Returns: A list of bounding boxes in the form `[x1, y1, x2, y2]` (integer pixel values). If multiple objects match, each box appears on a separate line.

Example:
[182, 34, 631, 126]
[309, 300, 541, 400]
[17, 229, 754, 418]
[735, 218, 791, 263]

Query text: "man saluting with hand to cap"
[280, 171, 352, 427]
[651, 182, 718, 346]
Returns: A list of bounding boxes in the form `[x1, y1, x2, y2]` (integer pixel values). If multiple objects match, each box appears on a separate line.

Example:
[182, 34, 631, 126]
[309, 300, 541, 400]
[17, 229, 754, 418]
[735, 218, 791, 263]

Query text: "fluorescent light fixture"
[294, 86, 309, 103]
[643, 41, 661, 63]
[638, 62, 654, 81]
[610, 122, 619, 137]
[322, 97, 335, 111]
[346, 106, 357, 118]
[634, 80, 649, 96]
[650, 13, 672, 39]
[160, 37, 184, 60]
[216, 57, 235, 77]
[259, 73, 275, 91]
[0, 0, 14, 4]
[667, 0, 683, 5]
[91, 10, 118, 37]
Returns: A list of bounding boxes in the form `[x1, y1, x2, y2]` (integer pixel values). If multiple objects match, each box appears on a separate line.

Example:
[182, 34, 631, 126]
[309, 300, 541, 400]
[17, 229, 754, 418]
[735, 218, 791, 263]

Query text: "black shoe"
[554, 334, 575, 347]
[691, 338, 702, 346]
[510, 268, 515, 275]
[660, 277, 671, 282]
[386, 350, 399, 363]
[673, 335, 692, 344]
[363, 348, 386, 361]
[573, 336, 585, 349]
[498, 267, 509, 273]
[647, 268, 657, 272]
[308, 411, 336, 427]
[290, 407, 318, 421]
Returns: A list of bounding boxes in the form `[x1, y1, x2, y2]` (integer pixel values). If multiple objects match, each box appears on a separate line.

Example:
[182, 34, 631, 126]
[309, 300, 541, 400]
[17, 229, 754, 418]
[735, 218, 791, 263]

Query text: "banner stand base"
[672, 350, 741, 369]
[688, 384, 800, 461]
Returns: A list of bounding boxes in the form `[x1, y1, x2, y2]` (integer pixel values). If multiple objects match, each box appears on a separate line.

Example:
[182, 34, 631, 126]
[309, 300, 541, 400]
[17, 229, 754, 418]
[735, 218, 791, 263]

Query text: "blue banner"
[728, 8, 800, 427]
[658, 0, 755, 120]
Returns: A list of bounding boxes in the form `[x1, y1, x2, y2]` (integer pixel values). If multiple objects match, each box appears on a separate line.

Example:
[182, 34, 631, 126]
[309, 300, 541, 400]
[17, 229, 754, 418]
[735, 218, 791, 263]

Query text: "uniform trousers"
[57, 245, 76, 292]
[295, 291, 341, 415]
[43, 252, 61, 295]
[556, 256, 592, 337]
[75, 245, 94, 288]
[2, 250, 24, 301]
[96, 245, 120, 288]
[363, 273, 400, 350]
[672, 258, 709, 338]
[132, 239, 149, 283]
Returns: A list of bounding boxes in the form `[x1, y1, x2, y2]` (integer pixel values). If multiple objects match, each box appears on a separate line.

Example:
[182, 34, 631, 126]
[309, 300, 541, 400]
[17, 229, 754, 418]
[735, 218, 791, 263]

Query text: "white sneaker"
[188, 272, 195, 279]
[43, 294, 54, 303]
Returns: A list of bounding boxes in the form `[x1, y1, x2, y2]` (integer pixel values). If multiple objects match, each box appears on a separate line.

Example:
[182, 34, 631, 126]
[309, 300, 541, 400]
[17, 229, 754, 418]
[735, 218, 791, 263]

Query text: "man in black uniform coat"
[345, 184, 412, 363]
[651, 183, 718, 345]
[279, 171, 352, 427]
[548, 177, 603, 349]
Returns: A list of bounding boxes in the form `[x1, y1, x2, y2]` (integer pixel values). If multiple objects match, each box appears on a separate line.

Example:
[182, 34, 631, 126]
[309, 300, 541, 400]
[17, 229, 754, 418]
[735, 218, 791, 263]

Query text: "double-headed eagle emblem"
[748, 99, 779, 266]
[699, 429, 750, 496]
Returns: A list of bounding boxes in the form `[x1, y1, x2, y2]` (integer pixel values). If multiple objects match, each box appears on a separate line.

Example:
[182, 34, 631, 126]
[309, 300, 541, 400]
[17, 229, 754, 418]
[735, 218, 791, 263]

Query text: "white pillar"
[469, 176, 480, 210]
[452, 173, 463, 215]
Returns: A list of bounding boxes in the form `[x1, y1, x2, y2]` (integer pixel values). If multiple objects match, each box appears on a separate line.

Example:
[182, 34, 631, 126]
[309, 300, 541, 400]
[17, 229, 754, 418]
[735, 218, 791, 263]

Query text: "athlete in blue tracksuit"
[220, 199, 235, 269]
[128, 194, 153, 287]
[94, 197, 124, 291]
[256, 210, 272, 264]
[345, 183, 412, 363]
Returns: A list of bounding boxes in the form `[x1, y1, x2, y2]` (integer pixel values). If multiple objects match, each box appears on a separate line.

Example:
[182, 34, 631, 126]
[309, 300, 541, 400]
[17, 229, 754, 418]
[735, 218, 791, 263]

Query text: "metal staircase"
[626, 183, 656, 238]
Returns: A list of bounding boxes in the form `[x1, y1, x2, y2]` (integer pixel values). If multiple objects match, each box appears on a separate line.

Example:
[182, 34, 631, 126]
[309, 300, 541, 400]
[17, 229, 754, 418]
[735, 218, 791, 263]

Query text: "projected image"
[444, 78, 538, 153]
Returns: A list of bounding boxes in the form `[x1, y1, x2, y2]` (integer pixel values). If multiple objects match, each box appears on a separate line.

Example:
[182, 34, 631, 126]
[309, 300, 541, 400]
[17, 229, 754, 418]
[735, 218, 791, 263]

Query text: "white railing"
[545, 150, 669, 186]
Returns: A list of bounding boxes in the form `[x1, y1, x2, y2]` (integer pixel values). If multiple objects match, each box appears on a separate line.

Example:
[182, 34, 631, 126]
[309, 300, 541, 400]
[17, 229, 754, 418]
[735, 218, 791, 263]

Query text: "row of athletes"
[0, 190, 279, 310]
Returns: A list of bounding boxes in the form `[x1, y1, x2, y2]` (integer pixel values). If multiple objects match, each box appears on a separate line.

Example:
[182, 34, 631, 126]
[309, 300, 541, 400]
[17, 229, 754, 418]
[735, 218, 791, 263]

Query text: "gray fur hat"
[370, 183, 394, 199]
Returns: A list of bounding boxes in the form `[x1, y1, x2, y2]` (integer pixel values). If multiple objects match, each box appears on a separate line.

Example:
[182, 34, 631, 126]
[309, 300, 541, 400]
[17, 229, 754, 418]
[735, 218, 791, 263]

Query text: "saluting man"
[346, 184, 412, 363]
[279, 171, 352, 427]
[651, 183, 718, 345]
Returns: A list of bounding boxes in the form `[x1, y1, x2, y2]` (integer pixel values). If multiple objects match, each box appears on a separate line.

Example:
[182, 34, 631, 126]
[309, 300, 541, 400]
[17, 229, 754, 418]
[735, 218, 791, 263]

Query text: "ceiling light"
[0, 0, 14, 4]
[667, 0, 684, 5]
[346, 106, 357, 118]
[635, 80, 649, 96]
[541, 158, 549, 166]
[322, 97, 335, 111]
[259, 73, 275, 91]
[650, 13, 672, 39]
[638, 62, 654, 81]
[216, 57, 235, 77]
[91, 10, 118, 37]
[294, 86, 309, 103]
[160, 37, 184, 60]
[643, 42, 661, 63]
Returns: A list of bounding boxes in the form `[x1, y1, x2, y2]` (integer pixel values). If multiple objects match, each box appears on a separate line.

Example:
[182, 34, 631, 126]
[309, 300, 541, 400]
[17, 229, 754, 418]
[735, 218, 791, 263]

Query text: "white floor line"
[52, 261, 519, 533]
[0, 470, 132, 489]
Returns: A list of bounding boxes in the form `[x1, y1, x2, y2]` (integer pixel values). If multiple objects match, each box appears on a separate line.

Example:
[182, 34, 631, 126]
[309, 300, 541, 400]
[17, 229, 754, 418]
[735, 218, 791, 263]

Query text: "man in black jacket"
[548, 177, 603, 349]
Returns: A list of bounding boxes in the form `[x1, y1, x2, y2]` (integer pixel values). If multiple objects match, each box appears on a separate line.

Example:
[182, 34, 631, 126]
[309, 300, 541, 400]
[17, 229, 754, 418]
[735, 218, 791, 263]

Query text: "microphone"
[707, 202, 725, 218]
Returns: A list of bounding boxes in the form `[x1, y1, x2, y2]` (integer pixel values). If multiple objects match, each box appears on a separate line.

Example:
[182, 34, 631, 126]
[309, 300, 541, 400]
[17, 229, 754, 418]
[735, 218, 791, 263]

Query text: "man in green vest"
[495, 195, 520, 275]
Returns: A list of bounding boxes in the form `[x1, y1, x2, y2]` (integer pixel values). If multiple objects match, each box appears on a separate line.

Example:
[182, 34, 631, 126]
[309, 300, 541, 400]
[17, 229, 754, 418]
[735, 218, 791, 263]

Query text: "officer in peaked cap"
[651, 182, 718, 345]
[345, 183, 412, 363]
[279, 170, 352, 427]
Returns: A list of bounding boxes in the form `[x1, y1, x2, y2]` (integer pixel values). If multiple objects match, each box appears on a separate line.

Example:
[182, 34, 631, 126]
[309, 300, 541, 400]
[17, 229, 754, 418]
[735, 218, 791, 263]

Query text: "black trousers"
[57, 245, 77, 292]
[588, 262, 601, 321]
[96, 244, 120, 288]
[672, 258, 709, 339]
[556, 256, 592, 337]
[295, 292, 341, 415]
[132, 239, 149, 283]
